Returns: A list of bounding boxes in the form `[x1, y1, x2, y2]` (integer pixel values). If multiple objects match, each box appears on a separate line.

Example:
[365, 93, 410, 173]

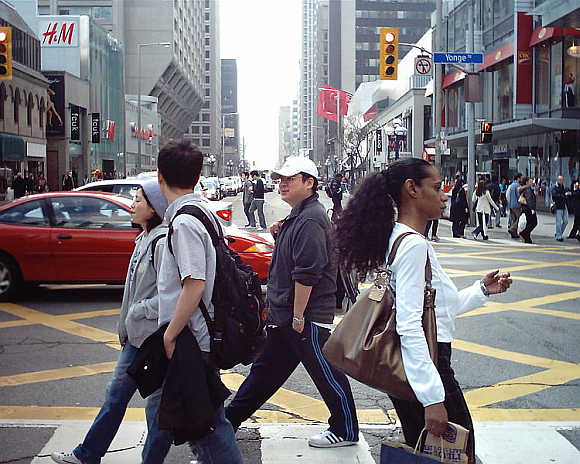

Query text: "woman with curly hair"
[334, 158, 512, 464]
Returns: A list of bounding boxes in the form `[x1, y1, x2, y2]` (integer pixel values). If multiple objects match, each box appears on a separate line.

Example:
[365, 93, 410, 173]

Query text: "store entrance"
[492, 159, 510, 182]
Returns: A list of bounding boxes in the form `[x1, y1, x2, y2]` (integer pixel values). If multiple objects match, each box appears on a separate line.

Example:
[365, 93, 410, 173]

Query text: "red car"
[0, 192, 272, 298]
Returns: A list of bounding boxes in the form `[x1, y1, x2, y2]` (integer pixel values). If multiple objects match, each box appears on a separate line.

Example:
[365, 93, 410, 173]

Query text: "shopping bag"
[419, 423, 470, 464]
[517, 213, 527, 233]
[381, 423, 470, 464]
[380, 440, 441, 464]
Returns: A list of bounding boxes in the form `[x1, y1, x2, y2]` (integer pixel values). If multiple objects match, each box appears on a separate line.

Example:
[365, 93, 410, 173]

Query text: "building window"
[27, 93, 33, 126]
[0, 83, 5, 120]
[39, 97, 44, 127]
[191, 126, 200, 134]
[202, 113, 210, 121]
[551, 41, 563, 110]
[563, 37, 580, 109]
[534, 45, 549, 114]
[493, 62, 513, 122]
[202, 138, 210, 147]
[202, 126, 210, 134]
[205, 88, 210, 96]
[13, 88, 20, 124]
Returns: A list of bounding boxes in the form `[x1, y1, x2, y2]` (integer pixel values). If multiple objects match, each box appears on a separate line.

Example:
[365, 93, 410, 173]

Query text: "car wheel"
[0, 253, 22, 300]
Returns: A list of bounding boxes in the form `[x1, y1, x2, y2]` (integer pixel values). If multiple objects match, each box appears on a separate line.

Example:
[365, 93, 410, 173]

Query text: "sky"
[220, 0, 301, 170]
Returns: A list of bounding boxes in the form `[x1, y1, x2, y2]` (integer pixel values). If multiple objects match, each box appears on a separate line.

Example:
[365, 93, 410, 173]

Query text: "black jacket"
[253, 178, 265, 199]
[267, 193, 337, 325]
[570, 190, 580, 214]
[450, 183, 468, 220]
[329, 178, 342, 200]
[128, 324, 230, 445]
[551, 184, 569, 210]
[13, 176, 26, 198]
[522, 185, 537, 211]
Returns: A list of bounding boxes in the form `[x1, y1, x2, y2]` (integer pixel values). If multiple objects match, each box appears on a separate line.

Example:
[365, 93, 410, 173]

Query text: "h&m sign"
[39, 19, 79, 47]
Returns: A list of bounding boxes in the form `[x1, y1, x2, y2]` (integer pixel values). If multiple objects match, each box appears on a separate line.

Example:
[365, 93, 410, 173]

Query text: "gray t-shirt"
[157, 193, 218, 352]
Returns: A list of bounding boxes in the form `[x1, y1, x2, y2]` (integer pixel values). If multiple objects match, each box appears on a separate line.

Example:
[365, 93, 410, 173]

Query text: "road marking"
[465, 364, 580, 408]
[0, 308, 120, 329]
[1, 405, 579, 422]
[0, 361, 117, 387]
[452, 339, 575, 369]
[0, 303, 121, 350]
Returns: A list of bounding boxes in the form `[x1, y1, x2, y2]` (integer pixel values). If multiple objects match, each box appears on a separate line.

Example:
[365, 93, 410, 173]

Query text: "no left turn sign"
[415, 56, 432, 76]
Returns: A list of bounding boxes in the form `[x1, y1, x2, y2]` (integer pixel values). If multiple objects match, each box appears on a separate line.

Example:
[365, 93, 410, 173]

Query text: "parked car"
[205, 177, 223, 200]
[202, 177, 222, 201]
[0, 192, 272, 298]
[75, 178, 233, 226]
[220, 177, 238, 196]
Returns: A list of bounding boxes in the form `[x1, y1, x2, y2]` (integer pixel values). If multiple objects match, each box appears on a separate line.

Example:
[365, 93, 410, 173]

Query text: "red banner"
[516, 12, 533, 105]
[316, 85, 351, 122]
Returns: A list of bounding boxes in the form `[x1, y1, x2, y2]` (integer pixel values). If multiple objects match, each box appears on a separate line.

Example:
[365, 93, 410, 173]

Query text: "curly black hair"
[334, 158, 432, 279]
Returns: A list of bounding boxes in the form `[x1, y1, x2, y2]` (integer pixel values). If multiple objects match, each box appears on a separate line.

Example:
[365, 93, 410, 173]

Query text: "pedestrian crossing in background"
[3, 420, 578, 464]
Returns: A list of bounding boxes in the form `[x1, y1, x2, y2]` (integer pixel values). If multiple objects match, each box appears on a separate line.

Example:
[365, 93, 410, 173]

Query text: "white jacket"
[472, 190, 499, 214]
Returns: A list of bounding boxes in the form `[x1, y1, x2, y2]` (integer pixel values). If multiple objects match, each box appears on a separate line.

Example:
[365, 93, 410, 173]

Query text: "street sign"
[433, 52, 483, 64]
[415, 56, 432, 76]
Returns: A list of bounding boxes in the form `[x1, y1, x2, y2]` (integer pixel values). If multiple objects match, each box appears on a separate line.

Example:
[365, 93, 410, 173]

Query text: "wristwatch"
[480, 280, 490, 297]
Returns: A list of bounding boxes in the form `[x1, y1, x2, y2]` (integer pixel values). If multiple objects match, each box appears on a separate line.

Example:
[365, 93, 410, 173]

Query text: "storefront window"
[563, 37, 580, 108]
[534, 44, 550, 114]
[493, 63, 513, 122]
[551, 41, 563, 109]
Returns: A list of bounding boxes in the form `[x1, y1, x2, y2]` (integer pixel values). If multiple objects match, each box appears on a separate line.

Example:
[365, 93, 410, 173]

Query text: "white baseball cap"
[271, 156, 318, 180]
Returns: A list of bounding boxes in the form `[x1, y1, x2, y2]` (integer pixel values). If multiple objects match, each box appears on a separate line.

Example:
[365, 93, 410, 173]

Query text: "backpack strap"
[167, 204, 219, 336]
[149, 233, 166, 268]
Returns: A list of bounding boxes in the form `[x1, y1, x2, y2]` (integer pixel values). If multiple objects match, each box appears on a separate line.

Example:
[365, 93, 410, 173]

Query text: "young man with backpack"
[226, 156, 359, 448]
[156, 140, 242, 464]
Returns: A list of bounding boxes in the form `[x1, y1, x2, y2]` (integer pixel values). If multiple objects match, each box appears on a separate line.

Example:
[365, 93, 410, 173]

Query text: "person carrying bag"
[331, 159, 513, 464]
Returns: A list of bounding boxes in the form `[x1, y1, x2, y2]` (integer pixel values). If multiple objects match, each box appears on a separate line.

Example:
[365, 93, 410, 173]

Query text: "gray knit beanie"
[141, 179, 168, 219]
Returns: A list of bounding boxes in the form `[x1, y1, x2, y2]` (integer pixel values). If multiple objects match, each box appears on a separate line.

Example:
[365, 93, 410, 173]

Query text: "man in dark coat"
[13, 173, 26, 198]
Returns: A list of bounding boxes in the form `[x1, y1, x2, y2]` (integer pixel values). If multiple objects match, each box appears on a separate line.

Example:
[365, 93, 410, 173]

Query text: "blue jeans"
[249, 199, 266, 228]
[555, 208, 569, 239]
[473, 212, 489, 238]
[189, 403, 243, 464]
[74, 344, 172, 464]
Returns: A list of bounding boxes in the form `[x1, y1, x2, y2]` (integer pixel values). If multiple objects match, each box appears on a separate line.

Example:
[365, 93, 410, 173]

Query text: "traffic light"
[379, 27, 399, 80]
[0, 27, 12, 80]
[480, 121, 492, 143]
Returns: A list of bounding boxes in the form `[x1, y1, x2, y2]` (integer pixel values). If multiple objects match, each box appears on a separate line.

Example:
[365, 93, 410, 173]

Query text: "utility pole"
[466, 1, 476, 223]
[434, 0, 443, 168]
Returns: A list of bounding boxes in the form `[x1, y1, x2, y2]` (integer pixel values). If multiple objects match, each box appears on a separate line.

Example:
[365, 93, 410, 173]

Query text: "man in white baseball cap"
[226, 155, 360, 448]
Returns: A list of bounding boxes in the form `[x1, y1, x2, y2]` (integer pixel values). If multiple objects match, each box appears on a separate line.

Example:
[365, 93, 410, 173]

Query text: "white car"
[75, 178, 233, 225]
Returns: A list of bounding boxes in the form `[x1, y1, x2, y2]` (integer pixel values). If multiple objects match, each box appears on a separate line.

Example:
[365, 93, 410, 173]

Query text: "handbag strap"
[386, 231, 432, 286]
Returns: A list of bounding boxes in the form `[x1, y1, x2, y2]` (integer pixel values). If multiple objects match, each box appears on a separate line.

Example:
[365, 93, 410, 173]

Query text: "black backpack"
[167, 205, 267, 370]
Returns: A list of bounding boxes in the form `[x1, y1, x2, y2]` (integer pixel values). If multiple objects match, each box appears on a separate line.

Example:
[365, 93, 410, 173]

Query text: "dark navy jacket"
[267, 193, 337, 325]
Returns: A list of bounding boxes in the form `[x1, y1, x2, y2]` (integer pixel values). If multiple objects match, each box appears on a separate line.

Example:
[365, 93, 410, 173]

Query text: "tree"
[341, 115, 379, 189]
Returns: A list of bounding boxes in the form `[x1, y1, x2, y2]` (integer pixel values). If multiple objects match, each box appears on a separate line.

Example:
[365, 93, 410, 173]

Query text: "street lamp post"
[137, 42, 170, 174]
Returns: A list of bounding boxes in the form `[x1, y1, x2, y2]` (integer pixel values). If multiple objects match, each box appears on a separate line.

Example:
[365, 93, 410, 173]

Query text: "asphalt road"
[1, 190, 579, 463]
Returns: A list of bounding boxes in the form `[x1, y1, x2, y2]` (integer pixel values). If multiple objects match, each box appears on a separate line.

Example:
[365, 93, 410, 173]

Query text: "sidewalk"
[2, 419, 578, 464]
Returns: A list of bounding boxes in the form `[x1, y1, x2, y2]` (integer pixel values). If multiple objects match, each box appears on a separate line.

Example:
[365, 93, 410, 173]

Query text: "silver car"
[75, 178, 233, 226]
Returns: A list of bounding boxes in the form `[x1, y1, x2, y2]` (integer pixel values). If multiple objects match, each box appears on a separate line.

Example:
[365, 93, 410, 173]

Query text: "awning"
[478, 42, 514, 72]
[0, 134, 25, 162]
[442, 70, 466, 90]
[529, 27, 580, 47]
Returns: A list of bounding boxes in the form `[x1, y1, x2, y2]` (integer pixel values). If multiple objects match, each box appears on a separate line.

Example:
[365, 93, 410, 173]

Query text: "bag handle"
[413, 427, 444, 457]
[385, 231, 432, 286]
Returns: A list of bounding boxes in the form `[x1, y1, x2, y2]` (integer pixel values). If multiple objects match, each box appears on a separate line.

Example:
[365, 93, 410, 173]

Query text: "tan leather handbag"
[322, 231, 437, 402]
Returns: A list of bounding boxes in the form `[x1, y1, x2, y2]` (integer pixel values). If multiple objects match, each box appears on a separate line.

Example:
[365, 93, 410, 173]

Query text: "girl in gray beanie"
[51, 180, 172, 464]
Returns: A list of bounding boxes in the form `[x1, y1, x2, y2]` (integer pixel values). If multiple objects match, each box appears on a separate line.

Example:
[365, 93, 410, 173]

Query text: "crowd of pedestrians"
[48, 139, 580, 464]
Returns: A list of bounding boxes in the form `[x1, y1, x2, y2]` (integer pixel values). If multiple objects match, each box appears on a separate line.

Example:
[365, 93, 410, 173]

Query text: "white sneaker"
[308, 430, 357, 448]
[51, 452, 84, 464]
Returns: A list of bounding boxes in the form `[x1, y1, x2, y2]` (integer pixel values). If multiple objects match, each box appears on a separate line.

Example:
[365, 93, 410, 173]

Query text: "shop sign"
[130, 122, 154, 143]
[91, 113, 100, 144]
[39, 19, 79, 47]
[493, 144, 508, 154]
[44, 73, 65, 137]
[376, 129, 383, 151]
[70, 106, 80, 141]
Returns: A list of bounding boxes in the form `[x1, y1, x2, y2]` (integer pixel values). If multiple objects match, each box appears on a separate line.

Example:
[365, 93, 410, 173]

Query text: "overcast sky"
[220, 0, 301, 170]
